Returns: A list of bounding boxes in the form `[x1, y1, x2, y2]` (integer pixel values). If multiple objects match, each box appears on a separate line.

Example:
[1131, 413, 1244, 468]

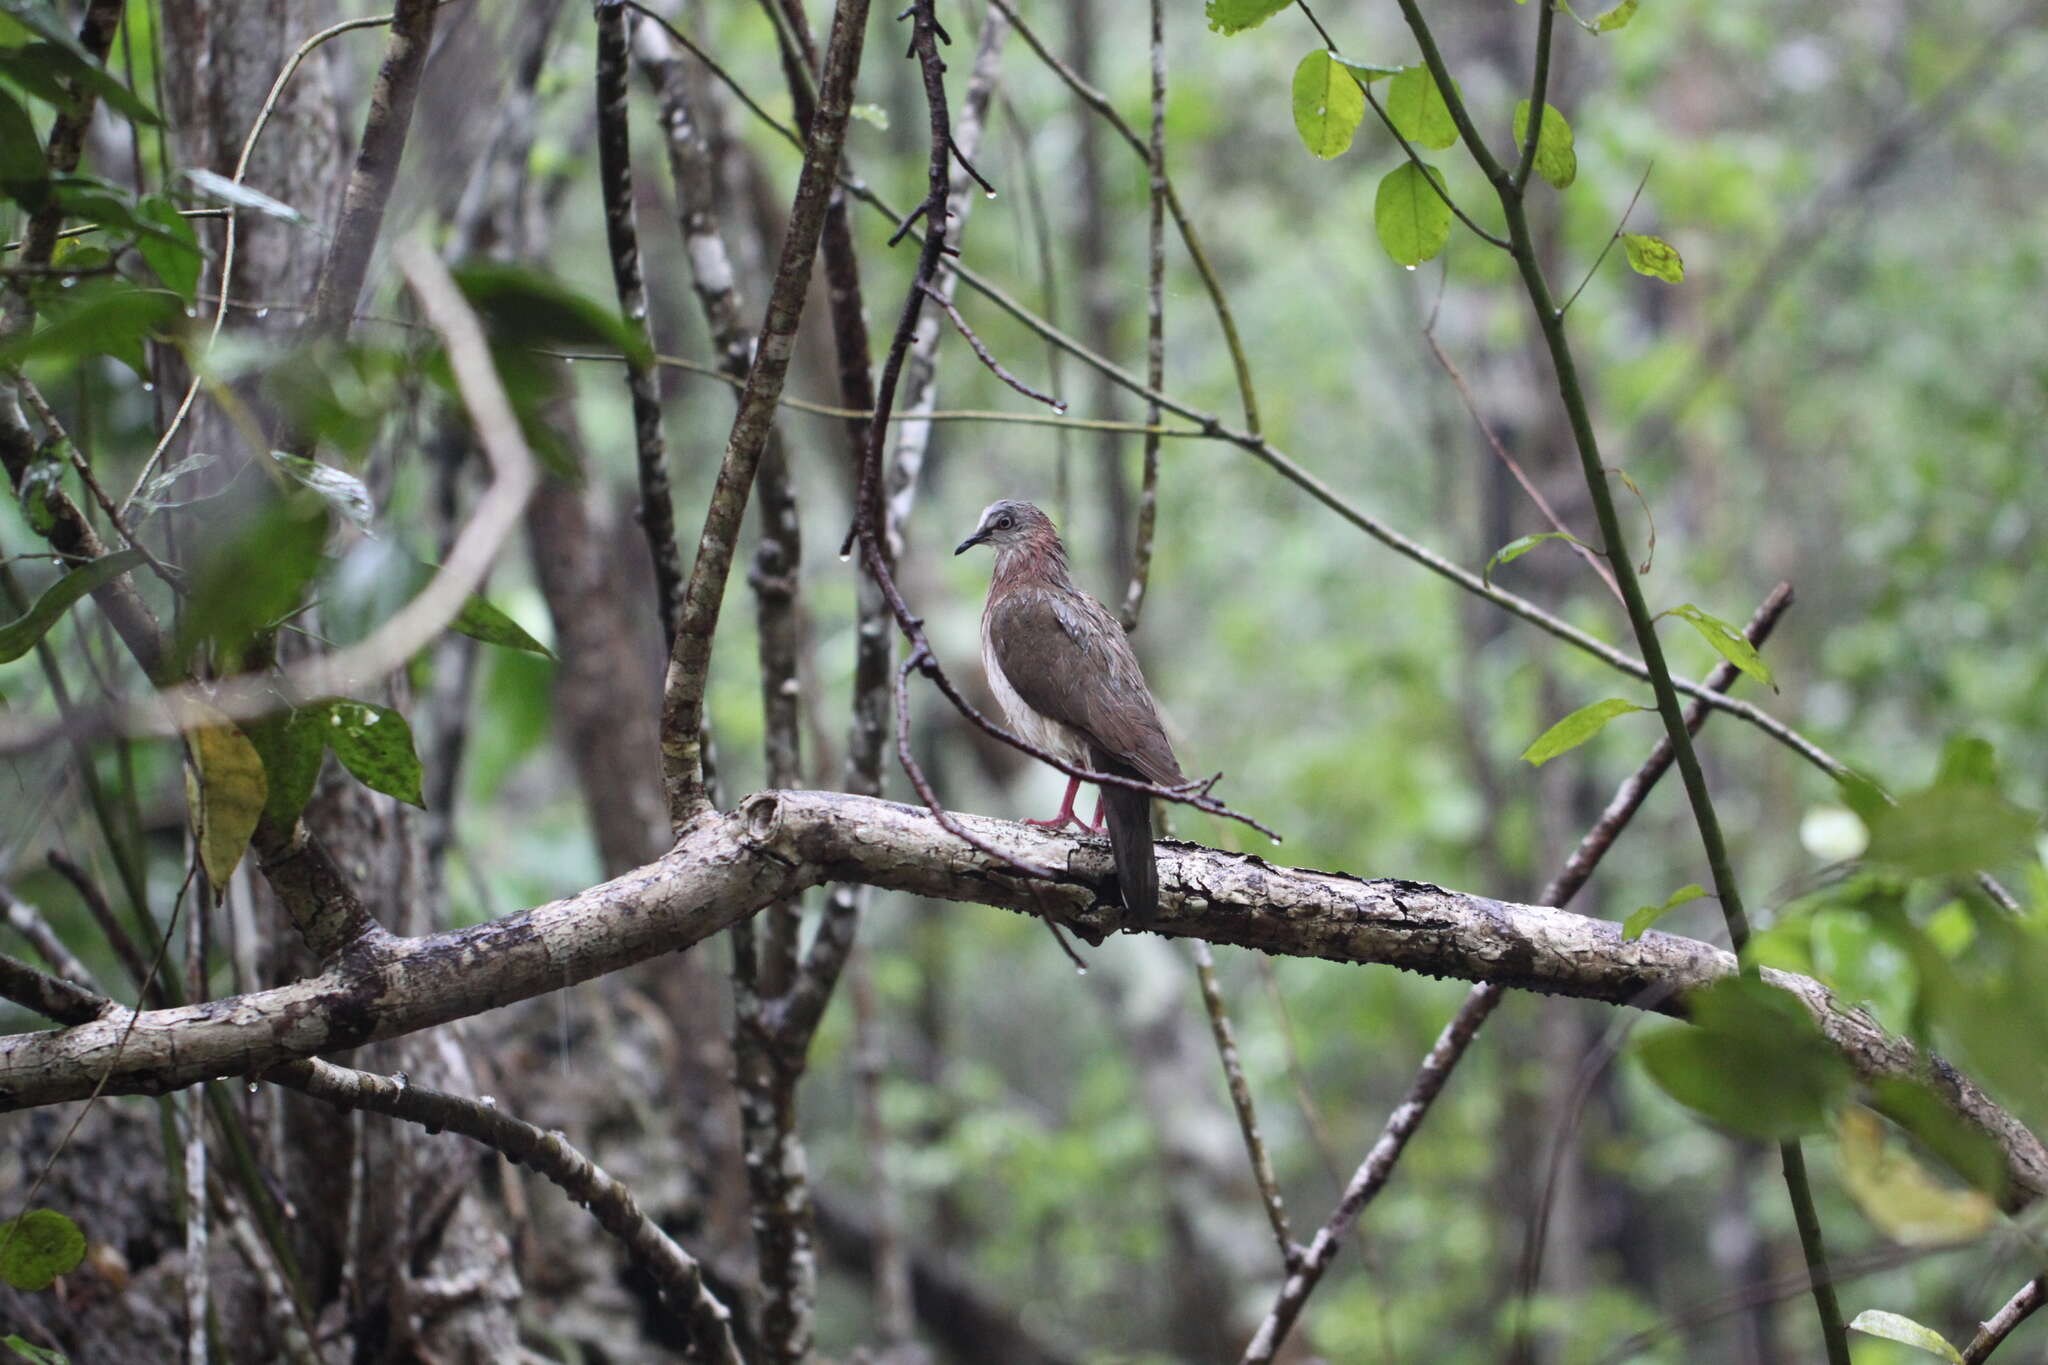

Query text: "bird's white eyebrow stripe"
[976, 500, 1003, 528]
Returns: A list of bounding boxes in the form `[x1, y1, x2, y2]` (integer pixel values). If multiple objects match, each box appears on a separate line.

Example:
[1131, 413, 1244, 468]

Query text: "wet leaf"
[269, 451, 374, 529]
[181, 168, 304, 223]
[0, 281, 183, 379]
[1291, 50, 1365, 159]
[1386, 64, 1457, 150]
[0, 550, 144, 663]
[1483, 531, 1593, 585]
[452, 262, 650, 367]
[1204, 0, 1290, 35]
[1512, 100, 1577, 189]
[186, 713, 268, 888]
[1373, 161, 1452, 268]
[1593, 0, 1640, 32]
[1638, 976, 1853, 1138]
[1664, 603, 1774, 689]
[450, 592, 553, 658]
[1838, 1108, 1996, 1246]
[320, 699, 424, 808]
[1521, 697, 1647, 766]
[1847, 1310, 1965, 1363]
[0, 1208, 85, 1292]
[1623, 884, 1705, 940]
[243, 706, 326, 828]
[136, 194, 202, 300]
[1622, 232, 1684, 282]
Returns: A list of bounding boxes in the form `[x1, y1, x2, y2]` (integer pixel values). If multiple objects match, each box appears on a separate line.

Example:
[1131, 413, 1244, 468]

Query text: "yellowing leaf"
[1291, 50, 1365, 159]
[1839, 1108, 1996, 1246]
[1512, 100, 1577, 189]
[1622, 232, 1684, 283]
[186, 712, 268, 888]
[1848, 1310, 1965, 1364]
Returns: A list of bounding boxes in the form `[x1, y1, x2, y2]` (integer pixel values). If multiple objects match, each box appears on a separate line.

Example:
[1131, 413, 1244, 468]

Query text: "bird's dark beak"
[954, 529, 988, 555]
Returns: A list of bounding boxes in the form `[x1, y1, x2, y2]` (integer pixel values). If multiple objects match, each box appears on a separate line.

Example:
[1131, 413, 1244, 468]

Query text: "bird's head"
[954, 499, 1058, 560]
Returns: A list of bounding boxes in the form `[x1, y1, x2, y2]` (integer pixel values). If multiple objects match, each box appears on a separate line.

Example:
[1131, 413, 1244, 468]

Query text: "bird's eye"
[994, 514, 1013, 529]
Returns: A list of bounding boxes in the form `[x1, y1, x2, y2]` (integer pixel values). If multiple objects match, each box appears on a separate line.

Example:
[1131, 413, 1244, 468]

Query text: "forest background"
[0, 0, 2045, 1362]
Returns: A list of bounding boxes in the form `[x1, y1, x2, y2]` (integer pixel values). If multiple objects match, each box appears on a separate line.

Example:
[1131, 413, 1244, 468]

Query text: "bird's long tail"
[1098, 769, 1158, 926]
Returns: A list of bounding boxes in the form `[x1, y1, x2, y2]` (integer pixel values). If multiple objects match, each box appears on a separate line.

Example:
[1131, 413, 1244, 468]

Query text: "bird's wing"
[988, 586, 1184, 787]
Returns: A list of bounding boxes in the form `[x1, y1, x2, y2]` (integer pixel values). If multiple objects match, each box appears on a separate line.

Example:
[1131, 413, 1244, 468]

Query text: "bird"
[956, 499, 1185, 924]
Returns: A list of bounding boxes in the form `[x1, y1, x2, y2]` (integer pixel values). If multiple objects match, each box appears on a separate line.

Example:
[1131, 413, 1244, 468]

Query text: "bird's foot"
[1025, 812, 1082, 831]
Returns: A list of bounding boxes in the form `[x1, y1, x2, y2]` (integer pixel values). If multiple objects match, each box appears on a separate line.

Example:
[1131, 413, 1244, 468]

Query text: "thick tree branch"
[3, 789, 2042, 1215]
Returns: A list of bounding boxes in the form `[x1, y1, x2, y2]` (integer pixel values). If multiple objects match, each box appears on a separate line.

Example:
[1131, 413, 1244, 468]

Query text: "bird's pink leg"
[1026, 775, 1084, 830]
[1087, 791, 1107, 834]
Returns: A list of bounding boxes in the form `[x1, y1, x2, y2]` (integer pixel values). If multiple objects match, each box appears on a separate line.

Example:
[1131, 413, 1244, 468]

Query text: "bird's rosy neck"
[990, 533, 1072, 592]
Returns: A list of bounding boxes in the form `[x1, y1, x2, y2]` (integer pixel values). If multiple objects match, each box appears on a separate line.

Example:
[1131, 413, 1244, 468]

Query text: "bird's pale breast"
[981, 610, 1092, 767]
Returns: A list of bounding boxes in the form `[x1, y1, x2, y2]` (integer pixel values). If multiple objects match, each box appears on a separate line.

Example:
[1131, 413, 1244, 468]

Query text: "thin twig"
[1560, 162, 1653, 316]
[657, 0, 873, 825]
[267, 1057, 744, 1363]
[595, 0, 684, 648]
[1241, 586, 1795, 1363]
[124, 11, 401, 514]
[1964, 1275, 2048, 1363]
[918, 282, 1064, 411]
[988, 0, 1264, 430]
[1119, 0, 1167, 631]
[1192, 939, 1295, 1269]
[15, 377, 183, 590]
[1417, 327, 1621, 601]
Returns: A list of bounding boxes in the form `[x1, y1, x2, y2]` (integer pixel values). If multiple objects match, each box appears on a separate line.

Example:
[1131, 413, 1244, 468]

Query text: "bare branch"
[659, 0, 873, 825]
[268, 1057, 743, 1364]
[595, 1, 684, 648]
[1242, 586, 1796, 1362]
[1965, 1275, 2048, 1363]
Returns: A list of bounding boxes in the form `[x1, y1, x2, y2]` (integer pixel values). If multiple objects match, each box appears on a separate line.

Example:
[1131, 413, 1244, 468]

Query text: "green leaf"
[244, 707, 326, 828]
[269, 451, 373, 529]
[1847, 1310, 1965, 1364]
[136, 195, 201, 300]
[0, 549, 145, 662]
[1203, 0, 1290, 35]
[1372, 161, 1452, 268]
[1482, 531, 1592, 585]
[320, 699, 425, 808]
[1593, 0, 1640, 32]
[0, 86, 48, 193]
[1334, 57, 1405, 84]
[1865, 785, 2039, 878]
[0, 281, 183, 379]
[1623, 884, 1705, 940]
[452, 262, 652, 368]
[1934, 734, 2000, 790]
[0, 3, 156, 125]
[1511, 99, 1577, 189]
[1637, 976, 1853, 1139]
[186, 714, 268, 889]
[2, 1333, 70, 1365]
[0, 1208, 85, 1292]
[181, 167, 305, 223]
[1291, 50, 1365, 159]
[451, 591, 553, 658]
[1663, 603, 1774, 689]
[1386, 65, 1457, 150]
[1622, 232, 1684, 283]
[847, 103, 889, 129]
[1520, 697, 1647, 766]
[176, 494, 329, 664]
